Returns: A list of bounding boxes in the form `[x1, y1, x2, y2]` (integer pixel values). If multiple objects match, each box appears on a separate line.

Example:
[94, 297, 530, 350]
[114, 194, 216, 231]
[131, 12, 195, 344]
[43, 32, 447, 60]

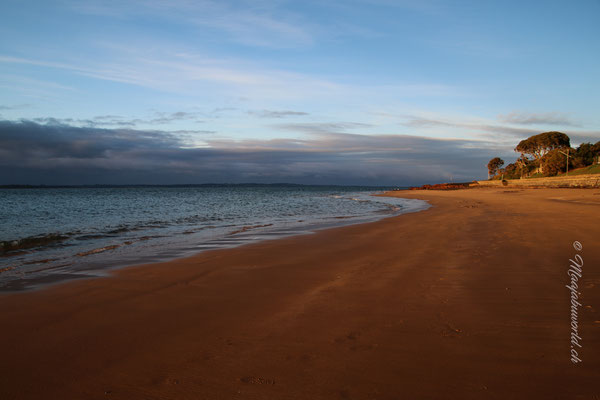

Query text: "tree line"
[487, 131, 600, 179]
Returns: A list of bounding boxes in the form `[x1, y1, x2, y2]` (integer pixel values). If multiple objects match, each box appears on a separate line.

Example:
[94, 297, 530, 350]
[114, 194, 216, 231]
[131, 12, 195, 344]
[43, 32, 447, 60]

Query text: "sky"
[1, 0, 599, 185]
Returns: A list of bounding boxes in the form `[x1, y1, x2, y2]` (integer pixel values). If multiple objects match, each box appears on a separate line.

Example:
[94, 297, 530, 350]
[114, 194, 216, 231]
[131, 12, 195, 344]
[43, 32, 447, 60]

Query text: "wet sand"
[1, 187, 599, 399]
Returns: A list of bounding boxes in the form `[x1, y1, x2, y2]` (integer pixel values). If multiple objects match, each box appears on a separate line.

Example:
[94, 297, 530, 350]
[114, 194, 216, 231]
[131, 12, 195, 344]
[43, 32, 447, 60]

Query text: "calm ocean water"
[0, 185, 428, 291]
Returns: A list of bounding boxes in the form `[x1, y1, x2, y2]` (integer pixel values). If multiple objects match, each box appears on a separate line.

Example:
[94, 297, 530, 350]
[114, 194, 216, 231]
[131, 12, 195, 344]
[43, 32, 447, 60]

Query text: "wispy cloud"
[0, 56, 80, 72]
[70, 0, 314, 49]
[400, 115, 538, 138]
[0, 104, 30, 110]
[248, 110, 309, 118]
[497, 111, 580, 127]
[0, 52, 342, 100]
[31, 116, 137, 128]
[27, 110, 212, 129]
[273, 122, 374, 135]
[148, 111, 205, 125]
[567, 131, 600, 145]
[0, 72, 79, 100]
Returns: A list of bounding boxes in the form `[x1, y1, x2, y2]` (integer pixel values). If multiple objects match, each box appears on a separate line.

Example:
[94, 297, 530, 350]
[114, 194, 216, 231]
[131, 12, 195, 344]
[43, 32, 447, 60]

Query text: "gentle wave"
[229, 224, 274, 235]
[76, 245, 121, 257]
[1, 234, 70, 254]
[0, 186, 427, 291]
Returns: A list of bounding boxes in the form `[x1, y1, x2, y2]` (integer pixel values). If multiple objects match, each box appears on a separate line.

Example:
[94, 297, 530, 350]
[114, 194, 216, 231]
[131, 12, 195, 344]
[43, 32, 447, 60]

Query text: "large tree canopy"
[514, 131, 570, 162]
[514, 131, 571, 174]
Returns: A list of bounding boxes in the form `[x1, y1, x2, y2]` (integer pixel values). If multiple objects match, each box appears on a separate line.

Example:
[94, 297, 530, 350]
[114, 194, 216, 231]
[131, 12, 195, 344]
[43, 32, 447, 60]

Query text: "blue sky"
[1, 0, 599, 185]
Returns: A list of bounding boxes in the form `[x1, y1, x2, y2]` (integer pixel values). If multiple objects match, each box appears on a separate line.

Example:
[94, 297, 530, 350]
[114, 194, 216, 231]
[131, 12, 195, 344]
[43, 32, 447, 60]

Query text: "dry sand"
[1, 187, 599, 399]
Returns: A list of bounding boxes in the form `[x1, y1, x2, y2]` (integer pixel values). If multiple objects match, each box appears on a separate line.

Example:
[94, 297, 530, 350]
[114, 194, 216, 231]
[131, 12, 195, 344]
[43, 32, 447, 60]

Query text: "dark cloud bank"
[0, 120, 510, 186]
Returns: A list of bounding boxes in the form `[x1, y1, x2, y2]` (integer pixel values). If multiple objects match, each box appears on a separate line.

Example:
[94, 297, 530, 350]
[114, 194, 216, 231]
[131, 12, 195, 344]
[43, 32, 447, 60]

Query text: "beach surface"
[1, 187, 599, 399]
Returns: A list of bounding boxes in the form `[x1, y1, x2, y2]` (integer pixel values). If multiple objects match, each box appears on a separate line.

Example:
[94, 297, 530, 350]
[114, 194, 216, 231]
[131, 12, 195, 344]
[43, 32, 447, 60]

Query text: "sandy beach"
[1, 187, 599, 399]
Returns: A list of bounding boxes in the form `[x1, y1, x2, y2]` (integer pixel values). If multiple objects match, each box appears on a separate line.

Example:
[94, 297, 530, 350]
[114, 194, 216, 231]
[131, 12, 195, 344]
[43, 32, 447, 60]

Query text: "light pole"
[558, 148, 570, 176]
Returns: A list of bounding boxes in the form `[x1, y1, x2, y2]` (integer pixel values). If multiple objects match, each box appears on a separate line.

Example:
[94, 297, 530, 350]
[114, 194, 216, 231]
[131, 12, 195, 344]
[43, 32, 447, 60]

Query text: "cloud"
[70, 0, 314, 49]
[0, 52, 343, 101]
[0, 120, 181, 159]
[93, 115, 124, 121]
[0, 104, 30, 110]
[0, 119, 513, 186]
[31, 116, 138, 128]
[1, 45, 461, 105]
[399, 115, 539, 139]
[148, 111, 205, 125]
[170, 129, 217, 135]
[248, 110, 309, 118]
[274, 122, 374, 135]
[0, 73, 79, 100]
[497, 111, 579, 127]
[26, 110, 211, 129]
[567, 131, 600, 145]
[0, 56, 78, 72]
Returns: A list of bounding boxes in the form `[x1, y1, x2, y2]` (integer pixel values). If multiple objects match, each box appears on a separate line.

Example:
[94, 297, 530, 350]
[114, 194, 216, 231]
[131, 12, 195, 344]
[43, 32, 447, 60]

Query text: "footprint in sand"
[441, 323, 463, 337]
[240, 376, 276, 385]
[334, 331, 361, 343]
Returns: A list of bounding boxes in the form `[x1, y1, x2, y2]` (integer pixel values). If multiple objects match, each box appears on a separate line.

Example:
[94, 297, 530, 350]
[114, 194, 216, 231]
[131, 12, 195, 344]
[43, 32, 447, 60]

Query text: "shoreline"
[1, 187, 599, 399]
[0, 191, 428, 292]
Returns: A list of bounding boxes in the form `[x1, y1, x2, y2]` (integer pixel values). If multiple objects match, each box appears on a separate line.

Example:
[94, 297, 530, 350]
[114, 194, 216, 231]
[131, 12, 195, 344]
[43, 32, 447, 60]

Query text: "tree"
[572, 143, 595, 168]
[514, 131, 570, 173]
[502, 163, 520, 179]
[487, 157, 504, 178]
[594, 141, 600, 164]
[541, 149, 569, 176]
[515, 155, 533, 178]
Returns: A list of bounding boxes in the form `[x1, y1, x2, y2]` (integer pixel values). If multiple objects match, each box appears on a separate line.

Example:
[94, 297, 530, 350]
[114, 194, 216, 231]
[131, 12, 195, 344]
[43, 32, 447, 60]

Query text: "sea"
[0, 185, 429, 291]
